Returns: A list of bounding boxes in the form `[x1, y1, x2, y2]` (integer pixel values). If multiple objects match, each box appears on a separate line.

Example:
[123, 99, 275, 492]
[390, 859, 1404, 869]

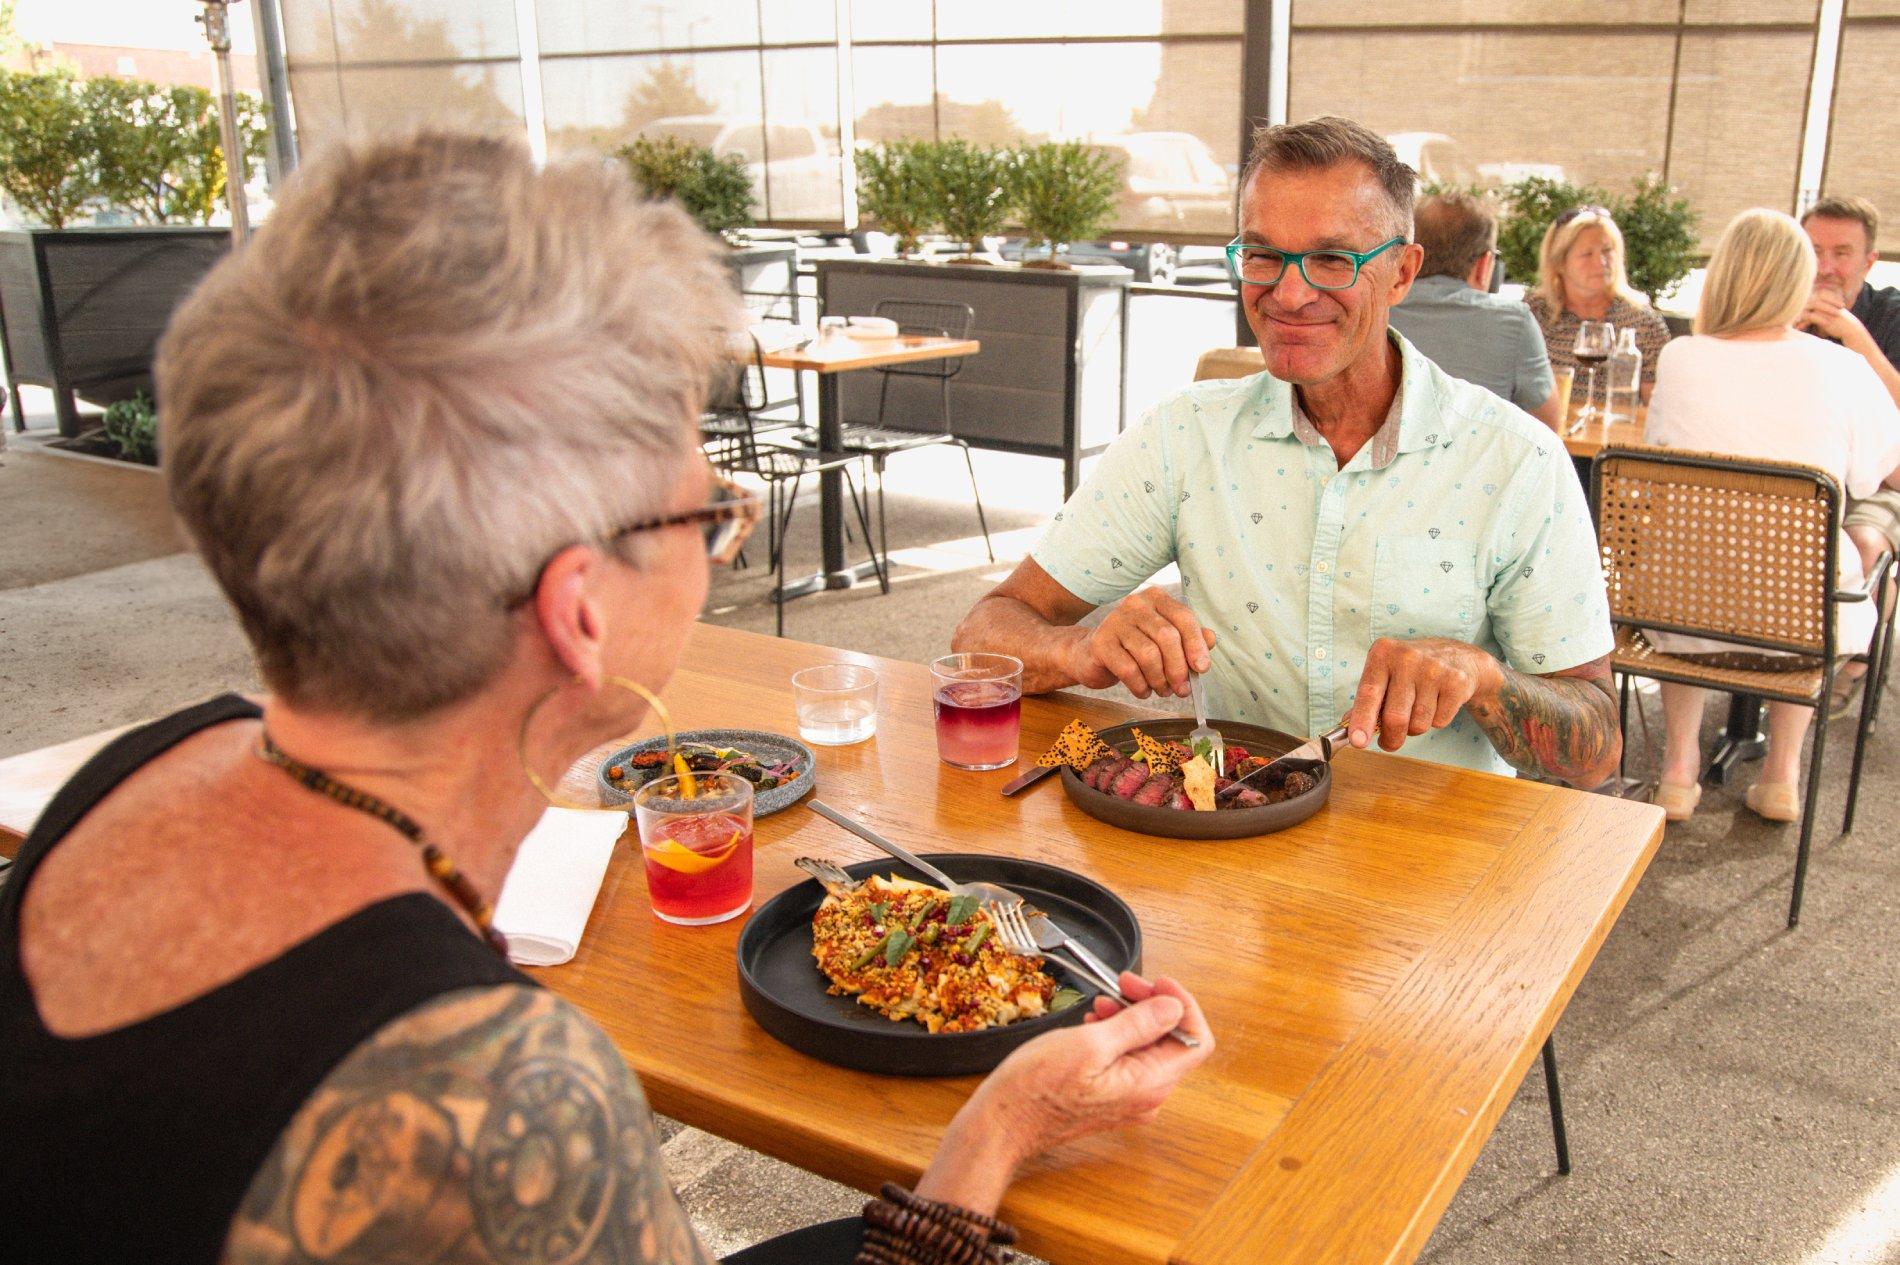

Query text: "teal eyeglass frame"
[1224, 236, 1408, 290]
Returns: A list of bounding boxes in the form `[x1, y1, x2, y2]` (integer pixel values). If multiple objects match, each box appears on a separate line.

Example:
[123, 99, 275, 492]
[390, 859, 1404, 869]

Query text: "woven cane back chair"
[1592, 446, 1896, 927]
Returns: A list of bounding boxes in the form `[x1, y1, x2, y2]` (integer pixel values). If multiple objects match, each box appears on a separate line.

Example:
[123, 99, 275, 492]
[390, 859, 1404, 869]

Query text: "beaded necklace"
[256, 733, 511, 959]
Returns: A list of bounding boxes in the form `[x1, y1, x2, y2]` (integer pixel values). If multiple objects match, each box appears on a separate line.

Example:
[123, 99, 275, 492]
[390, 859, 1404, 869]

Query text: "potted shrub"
[0, 70, 264, 437]
[615, 135, 756, 237]
[855, 140, 936, 257]
[924, 140, 1013, 262]
[1009, 140, 1123, 269]
[101, 390, 158, 465]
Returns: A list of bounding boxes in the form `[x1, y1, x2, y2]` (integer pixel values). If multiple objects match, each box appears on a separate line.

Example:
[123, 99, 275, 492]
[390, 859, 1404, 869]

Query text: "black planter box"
[1, 226, 230, 436]
[815, 258, 1131, 495]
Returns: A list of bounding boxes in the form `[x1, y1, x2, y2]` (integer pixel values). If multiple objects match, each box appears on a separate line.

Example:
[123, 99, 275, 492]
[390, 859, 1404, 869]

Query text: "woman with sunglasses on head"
[0, 132, 1212, 1265]
[1526, 206, 1672, 409]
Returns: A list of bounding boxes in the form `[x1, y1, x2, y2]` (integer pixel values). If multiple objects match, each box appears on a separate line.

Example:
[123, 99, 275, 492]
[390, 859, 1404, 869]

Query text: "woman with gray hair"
[1644, 207, 1900, 824]
[0, 132, 1210, 1264]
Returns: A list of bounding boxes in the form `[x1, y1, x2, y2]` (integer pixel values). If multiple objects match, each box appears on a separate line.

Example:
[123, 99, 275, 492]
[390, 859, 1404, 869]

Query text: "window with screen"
[1822, 1, 1900, 253]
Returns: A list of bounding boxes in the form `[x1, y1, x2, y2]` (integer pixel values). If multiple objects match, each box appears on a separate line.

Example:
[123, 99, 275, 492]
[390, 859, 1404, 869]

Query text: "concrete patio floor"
[2, 395, 1895, 1264]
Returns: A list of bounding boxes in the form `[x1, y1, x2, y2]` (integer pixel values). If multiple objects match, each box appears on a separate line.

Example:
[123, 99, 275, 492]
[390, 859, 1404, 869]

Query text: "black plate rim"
[1058, 717, 1330, 839]
[596, 727, 817, 815]
[737, 853, 1142, 1051]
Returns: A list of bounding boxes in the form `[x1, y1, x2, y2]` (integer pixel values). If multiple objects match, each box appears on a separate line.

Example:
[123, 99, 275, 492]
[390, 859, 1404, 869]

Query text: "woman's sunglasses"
[1552, 204, 1614, 230]
[507, 479, 763, 608]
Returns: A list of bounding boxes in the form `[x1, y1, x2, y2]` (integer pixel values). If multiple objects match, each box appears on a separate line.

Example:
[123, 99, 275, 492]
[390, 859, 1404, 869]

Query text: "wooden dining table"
[0, 623, 1663, 1264]
[745, 327, 981, 602]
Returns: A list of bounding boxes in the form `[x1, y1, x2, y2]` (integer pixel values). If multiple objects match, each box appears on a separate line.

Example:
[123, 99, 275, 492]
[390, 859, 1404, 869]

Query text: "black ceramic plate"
[737, 854, 1142, 1077]
[1059, 718, 1330, 840]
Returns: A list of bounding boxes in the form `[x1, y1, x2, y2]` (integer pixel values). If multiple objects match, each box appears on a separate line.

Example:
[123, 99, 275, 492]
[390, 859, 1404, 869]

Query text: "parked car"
[997, 236, 1179, 283]
[639, 115, 842, 221]
[1385, 131, 1566, 189]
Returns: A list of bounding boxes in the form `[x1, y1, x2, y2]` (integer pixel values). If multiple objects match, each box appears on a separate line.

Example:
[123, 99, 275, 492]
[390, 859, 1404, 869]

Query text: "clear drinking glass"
[930, 652, 1023, 771]
[633, 771, 754, 926]
[792, 663, 878, 745]
[1571, 320, 1616, 426]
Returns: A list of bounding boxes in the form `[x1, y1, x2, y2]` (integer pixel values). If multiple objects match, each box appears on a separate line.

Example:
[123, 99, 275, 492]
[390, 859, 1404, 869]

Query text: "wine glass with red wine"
[1570, 320, 1615, 429]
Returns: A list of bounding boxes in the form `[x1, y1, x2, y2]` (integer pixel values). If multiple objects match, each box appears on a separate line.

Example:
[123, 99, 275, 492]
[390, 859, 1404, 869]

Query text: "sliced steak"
[1228, 786, 1269, 809]
[1168, 788, 1194, 811]
[1131, 773, 1179, 807]
[1108, 762, 1153, 800]
[1081, 755, 1125, 790]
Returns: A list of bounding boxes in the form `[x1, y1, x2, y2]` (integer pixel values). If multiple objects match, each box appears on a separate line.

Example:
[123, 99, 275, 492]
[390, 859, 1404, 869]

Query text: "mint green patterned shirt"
[1033, 333, 1612, 776]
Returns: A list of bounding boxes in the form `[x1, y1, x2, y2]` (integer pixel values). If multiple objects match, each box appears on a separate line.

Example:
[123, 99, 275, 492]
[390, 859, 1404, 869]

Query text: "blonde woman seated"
[1526, 206, 1671, 407]
[1644, 209, 1900, 822]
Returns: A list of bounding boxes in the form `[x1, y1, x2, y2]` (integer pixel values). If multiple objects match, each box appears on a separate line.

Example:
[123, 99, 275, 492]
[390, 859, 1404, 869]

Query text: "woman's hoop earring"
[518, 674, 678, 812]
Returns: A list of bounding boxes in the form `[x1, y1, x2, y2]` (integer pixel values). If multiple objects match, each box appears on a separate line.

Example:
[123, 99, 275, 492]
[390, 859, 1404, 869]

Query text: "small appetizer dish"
[597, 728, 816, 816]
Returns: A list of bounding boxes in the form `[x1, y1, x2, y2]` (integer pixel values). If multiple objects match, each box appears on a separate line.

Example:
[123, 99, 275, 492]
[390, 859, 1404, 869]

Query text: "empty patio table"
[752, 329, 980, 603]
[0, 624, 1663, 1264]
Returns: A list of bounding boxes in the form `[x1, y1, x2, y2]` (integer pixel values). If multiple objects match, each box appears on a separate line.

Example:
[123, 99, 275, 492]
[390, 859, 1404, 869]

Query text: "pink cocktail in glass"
[931, 653, 1023, 771]
[633, 772, 754, 925]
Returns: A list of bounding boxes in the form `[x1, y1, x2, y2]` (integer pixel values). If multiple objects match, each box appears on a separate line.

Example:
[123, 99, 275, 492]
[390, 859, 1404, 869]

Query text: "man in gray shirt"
[1390, 193, 1563, 427]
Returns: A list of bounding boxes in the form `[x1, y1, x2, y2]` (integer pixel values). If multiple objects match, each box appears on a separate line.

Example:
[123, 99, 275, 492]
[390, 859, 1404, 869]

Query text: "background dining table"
[0, 623, 1664, 1265]
[747, 327, 981, 602]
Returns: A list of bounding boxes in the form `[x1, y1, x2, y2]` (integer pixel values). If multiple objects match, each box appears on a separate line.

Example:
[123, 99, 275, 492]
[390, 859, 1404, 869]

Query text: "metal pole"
[196, 0, 252, 247]
[250, 0, 299, 180]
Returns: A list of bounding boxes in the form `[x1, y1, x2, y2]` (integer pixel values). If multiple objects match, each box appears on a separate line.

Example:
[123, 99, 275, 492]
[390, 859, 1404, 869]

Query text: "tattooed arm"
[1345, 639, 1621, 788]
[221, 985, 713, 1265]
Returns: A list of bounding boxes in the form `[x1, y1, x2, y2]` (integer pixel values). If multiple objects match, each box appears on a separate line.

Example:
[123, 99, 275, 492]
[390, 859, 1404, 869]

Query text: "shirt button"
[1314, 560, 1331, 575]
[1314, 646, 1328, 660]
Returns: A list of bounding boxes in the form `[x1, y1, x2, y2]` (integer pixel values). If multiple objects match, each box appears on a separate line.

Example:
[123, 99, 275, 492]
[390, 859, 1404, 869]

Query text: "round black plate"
[596, 728, 816, 816]
[737, 854, 1142, 1077]
[1059, 718, 1330, 840]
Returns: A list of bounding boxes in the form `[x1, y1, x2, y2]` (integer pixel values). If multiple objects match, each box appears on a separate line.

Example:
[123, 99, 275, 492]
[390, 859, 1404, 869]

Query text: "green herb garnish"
[1191, 737, 1214, 763]
[1050, 986, 1085, 1013]
[869, 902, 889, 922]
[883, 929, 914, 966]
[946, 894, 980, 927]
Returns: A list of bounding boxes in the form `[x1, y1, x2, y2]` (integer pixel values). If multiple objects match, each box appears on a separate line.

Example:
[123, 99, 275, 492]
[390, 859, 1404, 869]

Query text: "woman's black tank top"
[0, 695, 533, 1263]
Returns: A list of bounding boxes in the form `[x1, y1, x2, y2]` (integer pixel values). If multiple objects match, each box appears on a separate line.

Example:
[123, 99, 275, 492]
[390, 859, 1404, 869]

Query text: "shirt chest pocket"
[1371, 534, 1482, 643]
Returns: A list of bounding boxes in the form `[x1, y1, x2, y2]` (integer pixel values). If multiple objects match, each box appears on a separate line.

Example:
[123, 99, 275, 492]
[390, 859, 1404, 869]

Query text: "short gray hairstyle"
[1415, 192, 1496, 280]
[157, 131, 743, 720]
[1240, 116, 1417, 239]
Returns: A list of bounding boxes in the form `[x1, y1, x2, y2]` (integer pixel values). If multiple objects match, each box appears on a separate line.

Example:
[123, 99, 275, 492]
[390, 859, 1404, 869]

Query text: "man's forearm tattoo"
[1466, 654, 1622, 787]
[223, 986, 711, 1265]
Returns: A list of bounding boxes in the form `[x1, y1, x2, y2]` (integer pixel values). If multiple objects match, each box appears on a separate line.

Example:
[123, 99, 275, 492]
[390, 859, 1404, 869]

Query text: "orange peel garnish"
[646, 830, 741, 874]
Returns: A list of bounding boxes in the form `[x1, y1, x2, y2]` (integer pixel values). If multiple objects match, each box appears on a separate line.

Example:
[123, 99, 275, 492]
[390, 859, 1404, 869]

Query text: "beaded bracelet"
[856, 1183, 1019, 1265]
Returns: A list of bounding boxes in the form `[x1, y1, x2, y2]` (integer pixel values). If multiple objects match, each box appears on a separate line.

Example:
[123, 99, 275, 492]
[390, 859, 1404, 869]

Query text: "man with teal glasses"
[953, 116, 1619, 786]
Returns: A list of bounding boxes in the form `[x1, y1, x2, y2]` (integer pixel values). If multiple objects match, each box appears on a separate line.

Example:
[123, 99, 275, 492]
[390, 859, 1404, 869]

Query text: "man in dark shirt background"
[1802, 194, 1900, 710]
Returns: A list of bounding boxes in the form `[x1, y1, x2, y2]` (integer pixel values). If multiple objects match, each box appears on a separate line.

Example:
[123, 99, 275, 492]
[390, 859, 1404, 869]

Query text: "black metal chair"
[710, 335, 887, 637]
[806, 299, 993, 564]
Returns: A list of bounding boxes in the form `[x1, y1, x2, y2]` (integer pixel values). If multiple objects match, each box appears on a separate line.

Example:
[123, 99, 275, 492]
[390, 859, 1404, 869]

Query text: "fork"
[793, 856, 861, 895]
[1186, 671, 1225, 776]
[985, 901, 1201, 1049]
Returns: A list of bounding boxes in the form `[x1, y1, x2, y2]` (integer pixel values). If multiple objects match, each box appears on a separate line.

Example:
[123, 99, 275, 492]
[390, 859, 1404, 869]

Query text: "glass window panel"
[852, 46, 938, 143]
[541, 50, 766, 156]
[1823, 22, 1900, 233]
[1665, 29, 1813, 247]
[1291, 1, 1679, 25]
[849, 0, 934, 43]
[760, 0, 836, 46]
[292, 63, 524, 150]
[760, 48, 845, 221]
[535, 1, 759, 57]
[1681, 0, 1818, 20]
[323, 0, 519, 63]
[1290, 29, 1677, 193]
[283, 0, 339, 63]
[935, 0, 1241, 40]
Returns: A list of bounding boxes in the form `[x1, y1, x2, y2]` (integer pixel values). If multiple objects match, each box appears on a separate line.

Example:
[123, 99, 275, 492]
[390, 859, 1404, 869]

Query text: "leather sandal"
[1745, 782, 1801, 823]
[1653, 781, 1702, 822]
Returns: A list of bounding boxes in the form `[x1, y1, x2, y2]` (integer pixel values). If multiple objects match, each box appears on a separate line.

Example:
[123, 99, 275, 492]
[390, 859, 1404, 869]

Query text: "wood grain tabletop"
[755, 332, 980, 374]
[0, 623, 1663, 1264]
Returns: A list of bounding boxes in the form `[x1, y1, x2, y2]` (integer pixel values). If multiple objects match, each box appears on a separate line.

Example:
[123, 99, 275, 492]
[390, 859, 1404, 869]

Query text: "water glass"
[931, 652, 1023, 771]
[633, 771, 754, 926]
[792, 663, 878, 745]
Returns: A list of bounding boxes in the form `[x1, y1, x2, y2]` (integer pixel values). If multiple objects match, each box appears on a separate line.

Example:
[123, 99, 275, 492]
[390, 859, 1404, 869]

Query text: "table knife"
[1227, 723, 1349, 791]
[999, 764, 1057, 796]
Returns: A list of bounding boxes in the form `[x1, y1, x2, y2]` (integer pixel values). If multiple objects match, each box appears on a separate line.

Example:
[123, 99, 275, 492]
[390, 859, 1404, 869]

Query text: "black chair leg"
[1617, 673, 1632, 783]
[844, 465, 889, 593]
[958, 440, 994, 562]
[874, 454, 891, 565]
[1542, 1035, 1571, 1176]
[1789, 690, 1830, 928]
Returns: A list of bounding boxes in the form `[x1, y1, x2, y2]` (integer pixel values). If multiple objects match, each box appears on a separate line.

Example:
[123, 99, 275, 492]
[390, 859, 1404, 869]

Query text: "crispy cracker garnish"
[1036, 719, 1113, 770]
[1130, 728, 1182, 775]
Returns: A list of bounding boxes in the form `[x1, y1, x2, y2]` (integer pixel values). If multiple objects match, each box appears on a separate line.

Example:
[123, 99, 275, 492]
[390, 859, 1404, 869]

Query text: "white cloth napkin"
[493, 807, 627, 967]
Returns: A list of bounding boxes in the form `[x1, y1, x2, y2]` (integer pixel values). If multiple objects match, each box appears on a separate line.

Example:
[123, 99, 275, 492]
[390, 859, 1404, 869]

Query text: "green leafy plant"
[86, 78, 268, 225]
[615, 135, 755, 235]
[923, 140, 1014, 258]
[1614, 174, 1699, 306]
[102, 392, 158, 465]
[0, 68, 102, 228]
[855, 140, 937, 256]
[1009, 141, 1123, 266]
